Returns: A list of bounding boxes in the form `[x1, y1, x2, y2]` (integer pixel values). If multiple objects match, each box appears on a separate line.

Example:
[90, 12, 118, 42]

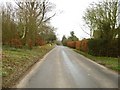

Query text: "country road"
[18, 46, 118, 88]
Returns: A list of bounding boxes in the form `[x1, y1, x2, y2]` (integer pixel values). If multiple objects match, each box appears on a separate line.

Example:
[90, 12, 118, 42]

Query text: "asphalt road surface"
[22, 46, 118, 88]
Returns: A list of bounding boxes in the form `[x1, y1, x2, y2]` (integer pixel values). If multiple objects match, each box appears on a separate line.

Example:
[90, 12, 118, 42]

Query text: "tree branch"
[80, 26, 91, 36]
[43, 13, 56, 22]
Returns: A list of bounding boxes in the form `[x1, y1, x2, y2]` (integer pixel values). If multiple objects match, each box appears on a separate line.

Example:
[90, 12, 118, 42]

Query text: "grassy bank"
[2, 44, 55, 88]
[74, 49, 119, 72]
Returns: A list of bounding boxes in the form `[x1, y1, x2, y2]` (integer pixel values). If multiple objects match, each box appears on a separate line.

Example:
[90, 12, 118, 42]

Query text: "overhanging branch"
[43, 13, 56, 22]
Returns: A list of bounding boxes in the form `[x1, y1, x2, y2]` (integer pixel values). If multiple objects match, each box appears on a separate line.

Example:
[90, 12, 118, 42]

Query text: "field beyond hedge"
[74, 49, 119, 72]
[2, 44, 55, 88]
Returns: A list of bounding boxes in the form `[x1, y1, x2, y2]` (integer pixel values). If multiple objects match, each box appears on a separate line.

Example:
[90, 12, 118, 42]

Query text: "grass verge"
[74, 49, 119, 72]
[2, 44, 55, 88]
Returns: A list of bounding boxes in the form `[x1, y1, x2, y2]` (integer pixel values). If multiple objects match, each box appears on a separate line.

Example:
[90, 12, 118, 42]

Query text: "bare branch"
[80, 26, 91, 36]
[15, 2, 23, 9]
[43, 13, 56, 22]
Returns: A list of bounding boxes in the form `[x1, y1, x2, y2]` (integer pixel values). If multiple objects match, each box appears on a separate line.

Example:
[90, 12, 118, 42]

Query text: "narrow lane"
[24, 46, 118, 88]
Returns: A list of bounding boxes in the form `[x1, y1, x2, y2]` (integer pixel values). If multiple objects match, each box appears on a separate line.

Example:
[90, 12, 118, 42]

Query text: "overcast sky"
[49, 0, 100, 40]
[1, 0, 101, 40]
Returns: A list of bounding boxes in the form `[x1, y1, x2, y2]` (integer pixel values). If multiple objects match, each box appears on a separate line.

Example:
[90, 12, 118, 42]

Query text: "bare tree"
[15, 0, 56, 47]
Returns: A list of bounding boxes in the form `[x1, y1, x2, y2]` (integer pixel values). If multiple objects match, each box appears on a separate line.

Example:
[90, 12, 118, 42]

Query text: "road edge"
[69, 47, 118, 75]
[14, 46, 56, 88]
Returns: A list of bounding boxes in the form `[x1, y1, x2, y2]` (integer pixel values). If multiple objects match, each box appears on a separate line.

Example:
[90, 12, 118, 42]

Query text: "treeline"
[2, 0, 56, 49]
[62, 0, 119, 57]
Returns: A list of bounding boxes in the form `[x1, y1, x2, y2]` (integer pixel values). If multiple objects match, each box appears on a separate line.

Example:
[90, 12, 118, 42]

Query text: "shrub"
[62, 40, 67, 46]
[75, 41, 81, 50]
[88, 39, 105, 56]
[10, 38, 22, 48]
[28, 39, 33, 49]
[67, 41, 76, 48]
[88, 39, 118, 57]
[80, 39, 88, 52]
[35, 37, 45, 46]
[107, 39, 118, 57]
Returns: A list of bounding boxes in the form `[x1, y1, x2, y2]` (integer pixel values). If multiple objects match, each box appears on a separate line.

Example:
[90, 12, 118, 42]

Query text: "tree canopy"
[83, 0, 119, 41]
[2, 0, 56, 48]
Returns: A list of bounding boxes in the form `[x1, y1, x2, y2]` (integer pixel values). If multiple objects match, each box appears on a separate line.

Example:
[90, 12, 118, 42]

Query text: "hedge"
[67, 41, 76, 48]
[88, 39, 118, 57]
[66, 38, 118, 57]
[75, 41, 81, 50]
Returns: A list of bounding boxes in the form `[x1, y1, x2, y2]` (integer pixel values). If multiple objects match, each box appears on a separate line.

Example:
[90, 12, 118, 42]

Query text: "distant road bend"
[18, 46, 118, 88]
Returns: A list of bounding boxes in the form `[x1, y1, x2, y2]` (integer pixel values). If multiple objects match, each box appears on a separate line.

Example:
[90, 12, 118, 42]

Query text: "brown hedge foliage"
[67, 41, 76, 48]
[75, 41, 81, 50]
[35, 37, 46, 46]
[66, 39, 88, 53]
[80, 39, 88, 52]
[66, 38, 117, 57]
[10, 38, 22, 48]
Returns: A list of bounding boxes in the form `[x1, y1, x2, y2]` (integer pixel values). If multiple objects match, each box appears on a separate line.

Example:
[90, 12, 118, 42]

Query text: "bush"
[10, 38, 22, 48]
[67, 39, 88, 52]
[27, 39, 33, 49]
[80, 39, 88, 52]
[35, 37, 45, 46]
[62, 39, 68, 46]
[75, 41, 81, 50]
[67, 41, 76, 48]
[66, 38, 118, 57]
[88, 39, 118, 57]
[107, 39, 118, 57]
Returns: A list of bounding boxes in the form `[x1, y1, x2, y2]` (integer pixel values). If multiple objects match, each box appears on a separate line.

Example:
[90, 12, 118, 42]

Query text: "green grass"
[74, 49, 119, 72]
[2, 44, 55, 88]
